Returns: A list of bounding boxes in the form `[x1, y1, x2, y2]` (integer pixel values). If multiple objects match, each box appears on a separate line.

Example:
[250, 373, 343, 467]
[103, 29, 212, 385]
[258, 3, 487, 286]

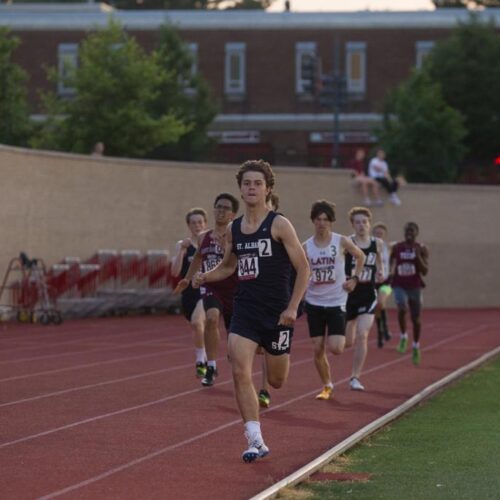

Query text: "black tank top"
[180, 244, 199, 300]
[345, 236, 377, 299]
[231, 211, 291, 324]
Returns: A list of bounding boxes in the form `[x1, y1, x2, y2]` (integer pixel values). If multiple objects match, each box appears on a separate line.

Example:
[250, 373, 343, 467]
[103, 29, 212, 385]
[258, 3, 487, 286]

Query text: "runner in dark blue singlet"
[193, 160, 310, 463]
[174, 193, 239, 388]
[171, 208, 208, 379]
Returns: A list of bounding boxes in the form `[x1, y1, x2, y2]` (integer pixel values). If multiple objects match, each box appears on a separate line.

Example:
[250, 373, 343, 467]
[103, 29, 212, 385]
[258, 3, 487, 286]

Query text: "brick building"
[2, 3, 499, 166]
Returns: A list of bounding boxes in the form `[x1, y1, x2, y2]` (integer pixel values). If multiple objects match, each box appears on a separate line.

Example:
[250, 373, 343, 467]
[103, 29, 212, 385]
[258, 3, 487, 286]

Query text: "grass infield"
[282, 356, 500, 500]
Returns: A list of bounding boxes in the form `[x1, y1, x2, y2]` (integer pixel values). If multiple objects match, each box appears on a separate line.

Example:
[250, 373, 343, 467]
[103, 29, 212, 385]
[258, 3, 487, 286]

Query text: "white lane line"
[0, 320, 438, 382]
[20, 324, 490, 499]
[0, 334, 313, 404]
[0, 357, 224, 408]
[0, 331, 190, 366]
[37, 416, 244, 500]
[0, 344, 193, 383]
[250, 343, 500, 500]
[0, 321, 191, 361]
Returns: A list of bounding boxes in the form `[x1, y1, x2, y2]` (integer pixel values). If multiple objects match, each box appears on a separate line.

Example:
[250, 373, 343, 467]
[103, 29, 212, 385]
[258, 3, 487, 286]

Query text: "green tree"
[424, 16, 500, 162]
[147, 24, 218, 161]
[378, 71, 466, 183]
[0, 28, 31, 146]
[433, 1, 500, 7]
[32, 22, 188, 157]
[109, 0, 273, 9]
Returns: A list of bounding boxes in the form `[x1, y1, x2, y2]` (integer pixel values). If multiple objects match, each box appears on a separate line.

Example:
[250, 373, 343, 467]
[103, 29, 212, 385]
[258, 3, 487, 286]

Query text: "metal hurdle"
[144, 250, 178, 312]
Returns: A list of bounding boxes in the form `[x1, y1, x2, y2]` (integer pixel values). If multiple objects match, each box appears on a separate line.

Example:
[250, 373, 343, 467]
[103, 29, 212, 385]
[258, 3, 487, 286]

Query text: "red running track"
[0, 310, 499, 499]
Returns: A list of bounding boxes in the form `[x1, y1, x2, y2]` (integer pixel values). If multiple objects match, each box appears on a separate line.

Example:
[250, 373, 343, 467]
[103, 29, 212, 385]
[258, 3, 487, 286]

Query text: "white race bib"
[238, 254, 259, 280]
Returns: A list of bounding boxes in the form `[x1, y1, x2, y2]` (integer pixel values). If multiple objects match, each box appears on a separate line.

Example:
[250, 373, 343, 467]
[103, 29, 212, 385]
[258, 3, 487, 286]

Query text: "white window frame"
[416, 41, 435, 69]
[57, 43, 78, 96]
[224, 42, 246, 96]
[345, 42, 367, 95]
[295, 42, 317, 95]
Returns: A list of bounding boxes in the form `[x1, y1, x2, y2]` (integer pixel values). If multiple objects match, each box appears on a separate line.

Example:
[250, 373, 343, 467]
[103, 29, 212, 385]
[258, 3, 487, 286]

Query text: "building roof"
[1, 4, 500, 31]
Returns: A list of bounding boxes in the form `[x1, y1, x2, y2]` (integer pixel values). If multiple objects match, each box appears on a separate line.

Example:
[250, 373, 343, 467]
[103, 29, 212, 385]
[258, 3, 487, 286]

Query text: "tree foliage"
[108, 0, 274, 9]
[147, 24, 218, 161]
[424, 15, 500, 162]
[378, 71, 466, 183]
[32, 22, 189, 157]
[0, 28, 31, 146]
[433, 1, 500, 7]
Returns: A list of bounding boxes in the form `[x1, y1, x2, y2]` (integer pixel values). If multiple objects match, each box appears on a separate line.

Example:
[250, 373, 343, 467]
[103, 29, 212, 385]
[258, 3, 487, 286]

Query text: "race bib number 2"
[238, 254, 259, 280]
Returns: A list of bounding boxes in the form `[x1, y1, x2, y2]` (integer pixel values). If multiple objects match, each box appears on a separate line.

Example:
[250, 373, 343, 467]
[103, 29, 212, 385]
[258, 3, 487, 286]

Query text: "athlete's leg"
[229, 334, 270, 462]
[190, 299, 206, 349]
[397, 307, 407, 334]
[228, 333, 259, 423]
[345, 319, 356, 349]
[393, 287, 410, 353]
[408, 289, 422, 343]
[326, 334, 345, 355]
[264, 351, 290, 389]
[351, 314, 374, 379]
[201, 306, 221, 385]
[190, 299, 206, 367]
[258, 353, 271, 408]
[376, 287, 391, 345]
[311, 336, 330, 385]
[204, 307, 221, 363]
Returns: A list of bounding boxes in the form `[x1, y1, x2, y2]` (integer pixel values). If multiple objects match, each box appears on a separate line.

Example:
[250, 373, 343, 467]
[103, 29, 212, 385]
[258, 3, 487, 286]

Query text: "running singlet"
[231, 211, 292, 327]
[199, 230, 238, 299]
[304, 233, 347, 307]
[380, 241, 390, 282]
[180, 244, 200, 301]
[391, 241, 425, 289]
[345, 236, 378, 301]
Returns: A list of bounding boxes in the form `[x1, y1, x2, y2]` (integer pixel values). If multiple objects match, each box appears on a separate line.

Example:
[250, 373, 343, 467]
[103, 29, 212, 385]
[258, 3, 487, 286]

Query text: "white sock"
[207, 360, 217, 369]
[245, 420, 261, 440]
[195, 348, 206, 364]
[413, 342, 420, 349]
[400, 332, 408, 339]
[326, 382, 334, 389]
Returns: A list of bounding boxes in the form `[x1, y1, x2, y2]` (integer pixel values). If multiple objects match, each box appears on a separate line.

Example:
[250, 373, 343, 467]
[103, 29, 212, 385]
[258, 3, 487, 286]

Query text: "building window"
[345, 42, 366, 95]
[183, 43, 198, 94]
[296, 42, 317, 95]
[416, 41, 435, 69]
[225, 43, 246, 96]
[58, 43, 78, 96]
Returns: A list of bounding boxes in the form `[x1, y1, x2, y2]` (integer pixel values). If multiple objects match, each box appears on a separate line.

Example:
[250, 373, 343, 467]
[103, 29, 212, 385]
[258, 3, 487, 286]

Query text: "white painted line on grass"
[250, 344, 500, 500]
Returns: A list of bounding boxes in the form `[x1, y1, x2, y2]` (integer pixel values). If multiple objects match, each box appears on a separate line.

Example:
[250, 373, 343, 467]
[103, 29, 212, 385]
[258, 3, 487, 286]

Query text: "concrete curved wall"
[1, 144, 499, 308]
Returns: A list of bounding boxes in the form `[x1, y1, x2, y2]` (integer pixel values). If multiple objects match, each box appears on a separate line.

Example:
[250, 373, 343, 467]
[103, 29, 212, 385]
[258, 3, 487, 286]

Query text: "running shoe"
[195, 362, 207, 378]
[315, 386, 334, 400]
[242, 432, 270, 463]
[389, 193, 402, 206]
[201, 365, 218, 386]
[397, 336, 408, 353]
[258, 389, 271, 408]
[412, 347, 421, 366]
[350, 377, 365, 391]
